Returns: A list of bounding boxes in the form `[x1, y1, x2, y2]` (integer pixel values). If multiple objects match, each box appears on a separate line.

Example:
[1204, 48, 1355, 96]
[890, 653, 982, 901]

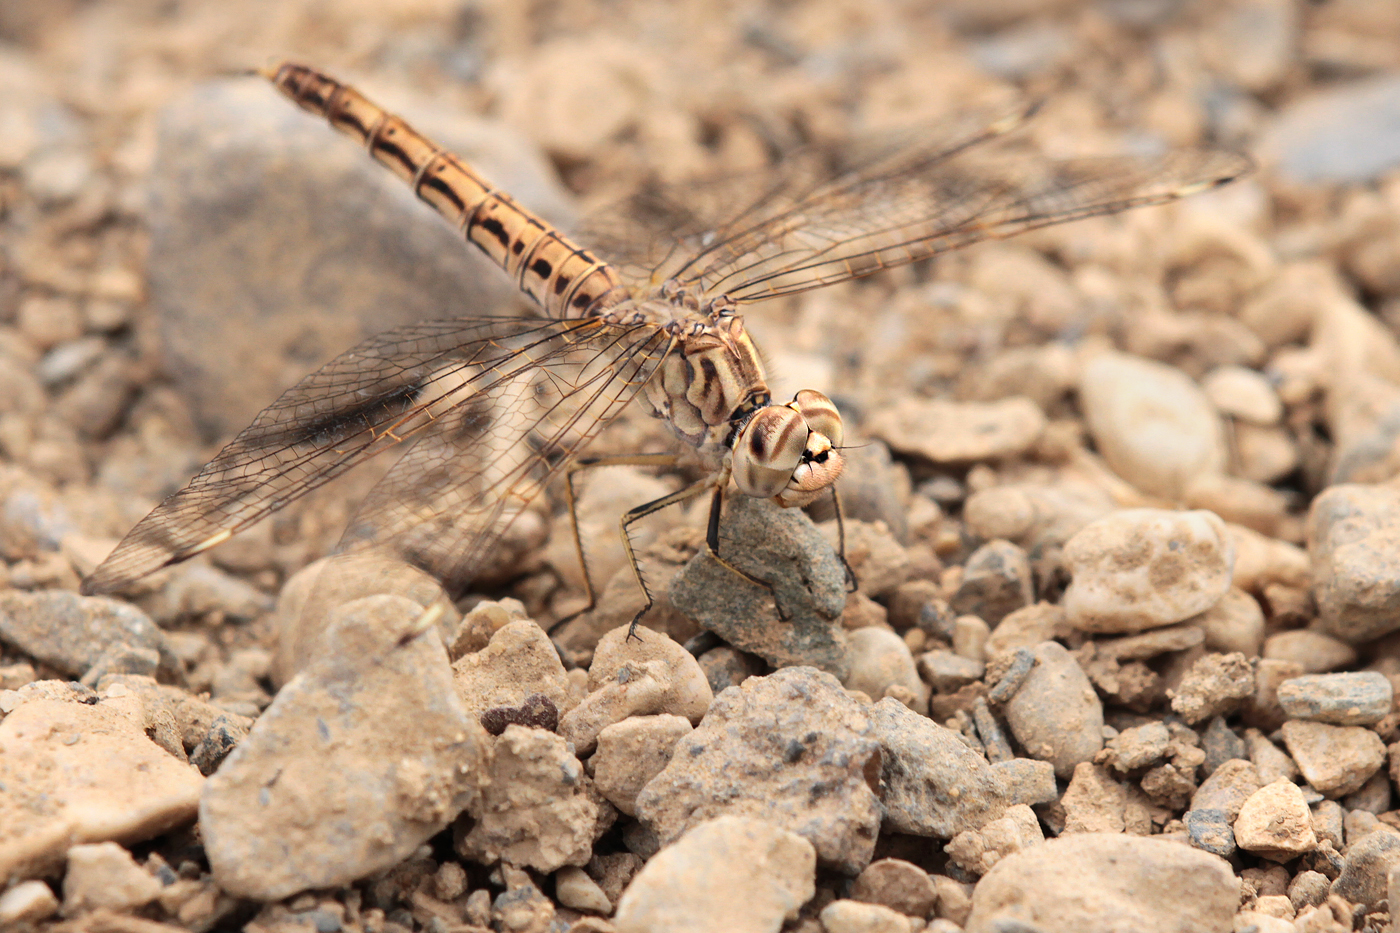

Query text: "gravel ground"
[3, 1, 1400, 932]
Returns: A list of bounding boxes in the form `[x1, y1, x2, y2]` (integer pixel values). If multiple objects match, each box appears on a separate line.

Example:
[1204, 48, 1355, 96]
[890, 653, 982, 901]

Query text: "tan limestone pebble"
[843, 627, 927, 713]
[1063, 508, 1235, 634]
[1001, 641, 1104, 779]
[554, 865, 612, 915]
[851, 858, 937, 919]
[1234, 779, 1318, 861]
[819, 899, 913, 933]
[0, 881, 58, 926]
[588, 625, 713, 723]
[1262, 630, 1357, 673]
[452, 617, 574, 719]
[1169, 652, 1255, 724]
[1279, 720, 1387, 796]
[61, 842, 162, 915]
[867, 396, 1046, 464]
[591, 714, 693, 816]
[614, 816, 815, 933]
[964, 833, 1237, 933]
[1308, 484, 1400, 643]
[1077, 351, 1226, 500]
[1202, 364, 1283, 425]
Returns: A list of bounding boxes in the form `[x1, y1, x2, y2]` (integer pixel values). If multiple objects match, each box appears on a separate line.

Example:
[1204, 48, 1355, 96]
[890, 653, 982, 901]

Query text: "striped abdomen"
[265, 62, 628, 319]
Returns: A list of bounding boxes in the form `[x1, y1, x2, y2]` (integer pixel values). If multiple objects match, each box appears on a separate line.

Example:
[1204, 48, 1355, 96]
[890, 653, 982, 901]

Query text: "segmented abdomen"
[266, 62, 628, 319]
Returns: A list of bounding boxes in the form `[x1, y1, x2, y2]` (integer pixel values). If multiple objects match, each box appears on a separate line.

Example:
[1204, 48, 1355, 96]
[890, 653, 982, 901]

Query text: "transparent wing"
[583, 104, 1252, 304]
[82, 316, 672, 595]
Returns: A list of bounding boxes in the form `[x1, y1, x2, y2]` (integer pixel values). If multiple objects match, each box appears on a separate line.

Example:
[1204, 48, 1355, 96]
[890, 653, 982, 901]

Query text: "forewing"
[82, 316, 669, 595]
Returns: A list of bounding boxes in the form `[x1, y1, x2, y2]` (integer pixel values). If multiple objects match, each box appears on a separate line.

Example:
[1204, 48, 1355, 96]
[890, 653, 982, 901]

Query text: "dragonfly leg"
[617, 477, 717, 641]
[701, 483, 791, 624]
[549, 453, 681, 637]
[831, 486, 858, 593]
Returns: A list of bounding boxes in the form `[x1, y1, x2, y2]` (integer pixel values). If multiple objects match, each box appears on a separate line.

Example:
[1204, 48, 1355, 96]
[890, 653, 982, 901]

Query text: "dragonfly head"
[732, 389, 845, 508]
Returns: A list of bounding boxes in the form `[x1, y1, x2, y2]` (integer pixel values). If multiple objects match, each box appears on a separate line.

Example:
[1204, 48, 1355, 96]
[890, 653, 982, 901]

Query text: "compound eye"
[733, 406, 808, 499]
[790, 389, 843, 448]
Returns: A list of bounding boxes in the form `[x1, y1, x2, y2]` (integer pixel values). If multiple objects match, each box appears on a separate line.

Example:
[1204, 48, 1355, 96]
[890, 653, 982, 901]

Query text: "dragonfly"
[81, 62, 1251, 635]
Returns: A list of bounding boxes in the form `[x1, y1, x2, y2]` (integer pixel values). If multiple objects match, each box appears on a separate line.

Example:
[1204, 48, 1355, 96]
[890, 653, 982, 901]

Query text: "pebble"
[149, 77, 568, 438]
[0, 880, 58, 925]
[869, 698, 1011, 838]
[1233, 779, 1317, 861]
[1260, 73, 1400, 184]
[1201, 717, 1248, 773]
[1194, 588, 1265, 657]
[696, 645, 765, 694]
[1060, 764, 1129, 834]
[1098, 721, 1171, 772]
[668, 495, 849, 677]
[1276, 672, 1393, 725]
[560, 659, 674, 756]
[984, 602, 1073, 658]
[554, 865, 611, 914]
[1169, 652, 1255, 724]
[591, 714, 693, 816]
[1182, 473, 1290, 537]
[868, 396, 1046, 464]
[1344, 767, 1392, 814]
[819, 899, 912, 933]
[948, 539, 1033, 626]
[588, 624, 713, 723]
[945, 804, 1044, 876]
[200, 596, 487, 899]
[964, 833, 1237, 933]
[917, 650, 985, 693]
[62, 841, 162, 915]
[1246, 729, 1300, 784]
[837, 520, 912, 601]
[1330, 829, 1400, 908]
[843, 627, 926, 713]
[0, 691, 203, 881]
[1201, 365, 1283, 425]
[613, 816, 814, 933]
[1279, 720, 1386, 797]
[1311, 800, 1344, 851]
[1001, 641, 1104, 778]
[851, 858, 936, 919]
[452, 618, 574, 721]
[0, 589, 173, 679]
[1191, 758, 1261, 820]
[1308, 484, 1400, 643]
[992, 757, 1059, 807]
[1289, 870, 1331, 911]
[1077, 351, 1226, 500]
[1062, 509, 1234, 634]
[635, 667, 882, 874]
[1261, 630, 1356, 674]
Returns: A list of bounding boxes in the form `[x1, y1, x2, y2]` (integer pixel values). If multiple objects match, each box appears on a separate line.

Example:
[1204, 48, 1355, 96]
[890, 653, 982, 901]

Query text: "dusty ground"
[4, 0, 1400, 931]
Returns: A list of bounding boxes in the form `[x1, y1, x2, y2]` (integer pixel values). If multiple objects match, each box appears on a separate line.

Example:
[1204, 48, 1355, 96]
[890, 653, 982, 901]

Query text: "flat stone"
[844, 628, 925, 712]
[1308, 484, 1400, 643]
[1063, 508, 1235, 634]
[62, 841, 162, 915]
[1078, 351, 1226, 500]
[201, 596, 486, 899]
[1234, 779, 1317, 861]
[917, 650, 985, 694]
[1262, 630, 1357, 673]
[1260, 74, 1400, 184]
[0, 589, 173, 679]
[613, 816, 814, 933]
[1277, 672, 1393, 725]
[668, 496, 849, 678]
[1170, 652, 1255, 724]
[965, 833, 1237, 933]
[1191, 758, 1261, 820]
[851, 858, 936, 918]
[869, 697, 1011, 838]
[452, 617, 575, 719]
[635, 667, 881, 874]
[0, 693, 203, 881]
[591, 714, 693, 816]
[1001, 641, 1103, 778]
[1331, 829, 1400, 908]
[819, 899, 912, 933]
[1280, 720, 1386, 797]
[866, 396, 1046, 464]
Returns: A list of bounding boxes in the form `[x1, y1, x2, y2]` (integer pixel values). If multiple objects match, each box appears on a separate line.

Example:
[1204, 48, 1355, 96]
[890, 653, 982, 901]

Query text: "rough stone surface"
[1234, 779, 1317, 861]
[1078, 351, 1226, 500]
[819, 899, 912, 933]
[1308, 484, 1400, 644]
[945, 803, 1044, 876]
[866, 396, 1046, 464]
[591, 714, 693, 816]
[1170, 651, 1255, 724]
[1001, 641, 1104, 778]
[613, 816, 815, 933]
[964, 833, 1237, 933]
[1060, 764, 1129, 834]
[0, 692, 203, 882]
[1062, 508, 1235, 634]
[851, 858, 936, 918]
[453, 618, 574, 719]
[456, 724, 599, 873]
[1276, 672, 1393, 725]
[561, 659, 676, 756]
[948, 539, 1033, 626]
[0, 589, 173, 678]
[869, 697, 1011, 838]
[1331, 829, 1400, 908]
[61, 841, 162, 915]
[1185, 807, 1235, 858]
[1191, 757, 1261, 820]
[588, 624, 713, 723]
[1280, 720, 1387, 797]
[668, 496, 849, 677]
[635, 667, 881, 874]
[843, 627, 926, 712]
[201, 596, 486, 899]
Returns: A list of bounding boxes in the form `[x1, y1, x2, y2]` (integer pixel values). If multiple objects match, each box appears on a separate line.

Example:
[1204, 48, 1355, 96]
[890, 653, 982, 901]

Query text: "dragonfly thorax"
[731, 389, 845, 508]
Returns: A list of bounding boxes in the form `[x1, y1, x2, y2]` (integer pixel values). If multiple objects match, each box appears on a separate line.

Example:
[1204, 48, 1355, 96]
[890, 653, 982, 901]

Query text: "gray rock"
[1330, 829, 1400, 908]
[1289, 870, 1331, 911]
[635, 667, 881, 874]
[1277, 672, 1393, 726]
[917, 649, 985, 694]
[965, 833, 1238, 933]
[149, 77, 572, 439]
[668, 496, 849, 678]
[1261, 74, 1400, 184]
[201, 595, 486, 899]
[1001, 641, 1104, 778]
[991, 757, 1058, 807]
[614, 816, 814, 933]
[1185, 808, 1236, 858]
[696, 646, 765, 695]
[1308, 484, 1400, 643]
[1201, 716, 1247, 774]
[1190, 758, 1261, 820]
[949, 539, 1033, 626]
[0, 589, 174, 679]
[868, 697, 1011, 838]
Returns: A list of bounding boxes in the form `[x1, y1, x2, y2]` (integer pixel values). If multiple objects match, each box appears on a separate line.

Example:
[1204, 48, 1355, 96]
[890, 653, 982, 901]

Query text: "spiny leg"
[700, 482, 792, 625]
[548, 453, 681, 636]
[831, 486, 858, 593]
[619, 478, 719, 641]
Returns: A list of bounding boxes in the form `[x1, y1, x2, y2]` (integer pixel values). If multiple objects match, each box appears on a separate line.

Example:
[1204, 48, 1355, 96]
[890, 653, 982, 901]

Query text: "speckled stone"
[1279, 720, 1386, 797]
[1308, 484, 1400, 644]
[1276, 672, 1393, 725]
